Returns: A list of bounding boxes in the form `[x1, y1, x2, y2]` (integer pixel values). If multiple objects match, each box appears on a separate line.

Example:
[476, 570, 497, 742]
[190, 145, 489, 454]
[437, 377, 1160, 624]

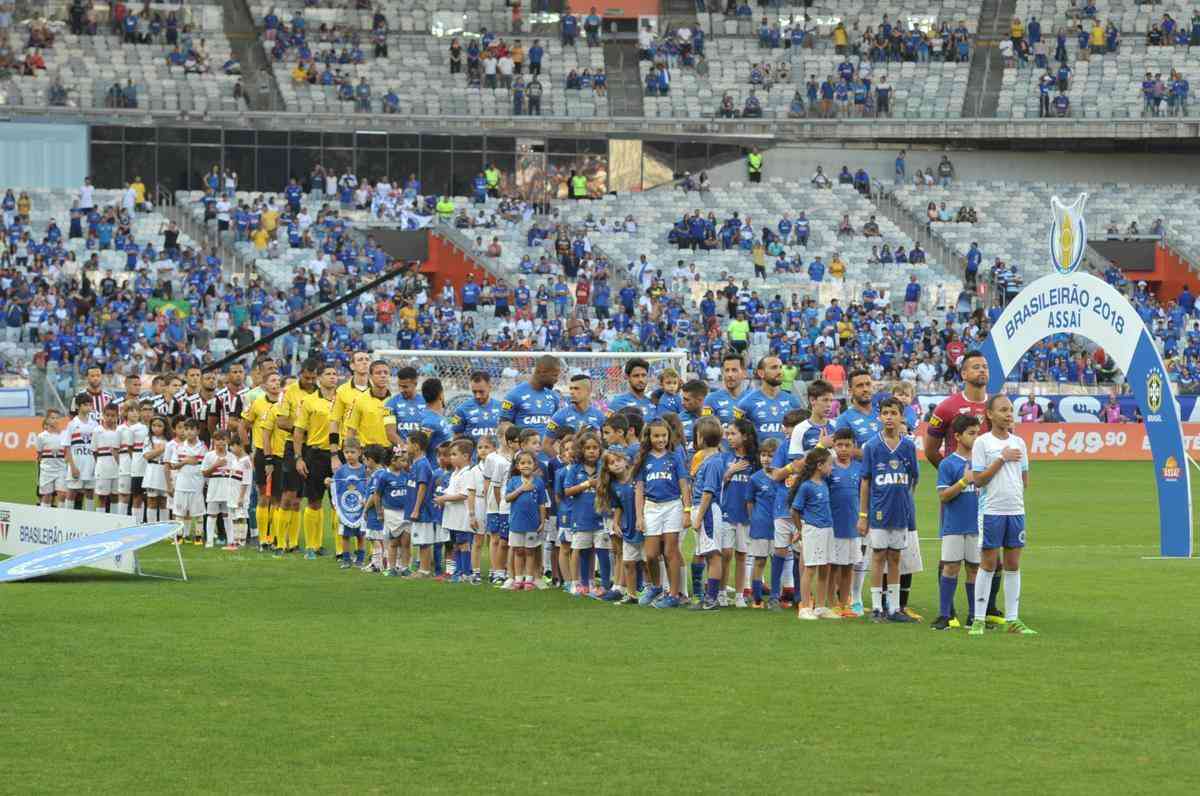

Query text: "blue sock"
[752, 579, 764, 603]
[636, 562, 645, 592]
[580, 549, 593, 587]
[965, 579, 977, 620]
[460, 550, 471, 576]
[987, 573, 1001, 616]
[433, 544, 444, 574]
[770, 555, 786, 599]
[792, 558, 801, 596]
[355, 545, 365, 564]
[597, 549, 612, 589]
[939, 575, 957, 618]
[706, 577, 720, 601]
[690, 562, 704, 596]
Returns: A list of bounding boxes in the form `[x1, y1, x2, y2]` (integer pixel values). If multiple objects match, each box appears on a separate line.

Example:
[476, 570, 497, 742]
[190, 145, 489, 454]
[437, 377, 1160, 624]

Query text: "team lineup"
[30, 349, 1035, 634]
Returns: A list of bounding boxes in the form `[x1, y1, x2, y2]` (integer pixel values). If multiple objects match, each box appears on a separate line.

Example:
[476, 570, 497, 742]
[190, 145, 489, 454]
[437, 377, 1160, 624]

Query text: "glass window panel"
[159, 127, 189, 143]
[485, 136, 516, 156]
[259, 130, 288, 147]
[421, 134, 452, 150]
[419, 152, 453, 197]
[323, 132, 354, 148]
[124, 144, 157, 190]
[547, 138, 576, 154]
[225, 129, 255, 146]
[191, 128, 221, 144]
[356, 132, 387, 150]
[676, 142, 708, 178]
[389, 134, 420, 149]
[357, 149, 388, 182]
[190, 146, 222, 193]
[90, 143, 124, 188]
[125, 126, 155, 142]
[257, 146, 288, 193]
[292, 131, 321, 147]
[92, 125, 123, 142]
[323, 149, 354, 183]
[223, 147, 256, 192]
[454, 135, 484, 151]
[578, 138, 606, 154]
[157, 145, 191, 192]
[388, 151, 420, 185]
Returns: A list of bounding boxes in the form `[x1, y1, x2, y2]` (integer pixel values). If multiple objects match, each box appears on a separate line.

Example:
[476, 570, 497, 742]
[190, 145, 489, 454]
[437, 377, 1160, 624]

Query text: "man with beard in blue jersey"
[733, 355, 801, 444]
[835, 368, 881, 454]
[678, 379, 711, 454]
[499, 354, 562, 436]
[704, 352, 749, 424]
[385, 365, 425, 440]
[546, 373, 607, 435]
[449, 371, 502, 442]
[416, 378, 454, 463]
[607, 357, 656, 418]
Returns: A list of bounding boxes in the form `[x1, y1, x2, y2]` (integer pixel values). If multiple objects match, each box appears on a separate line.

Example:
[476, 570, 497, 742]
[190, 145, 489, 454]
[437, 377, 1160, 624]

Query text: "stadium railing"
[7, 106, 1200, 141]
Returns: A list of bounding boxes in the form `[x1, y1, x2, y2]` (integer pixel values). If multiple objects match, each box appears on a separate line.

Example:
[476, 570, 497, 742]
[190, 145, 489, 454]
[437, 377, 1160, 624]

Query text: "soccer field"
[4, 459, 1200, 794]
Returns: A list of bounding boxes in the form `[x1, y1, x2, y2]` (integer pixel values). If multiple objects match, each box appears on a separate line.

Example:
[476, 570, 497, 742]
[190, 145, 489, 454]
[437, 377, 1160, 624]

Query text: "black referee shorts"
[253, 450, 270, 489]
[279, 448, 303, 496]
[302, 446, 333, 503]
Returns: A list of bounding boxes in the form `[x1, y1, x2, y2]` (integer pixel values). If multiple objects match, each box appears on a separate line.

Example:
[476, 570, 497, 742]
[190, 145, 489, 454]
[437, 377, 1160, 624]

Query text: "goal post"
[370, 350, 690, 413]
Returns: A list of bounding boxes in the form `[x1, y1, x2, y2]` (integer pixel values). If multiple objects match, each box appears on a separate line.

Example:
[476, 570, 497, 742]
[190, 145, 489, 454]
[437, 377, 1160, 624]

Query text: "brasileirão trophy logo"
[1049, 193, 1088, 275]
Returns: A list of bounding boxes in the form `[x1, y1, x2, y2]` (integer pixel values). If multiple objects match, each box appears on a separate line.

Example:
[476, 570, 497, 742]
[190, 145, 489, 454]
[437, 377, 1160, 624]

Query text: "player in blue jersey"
[360, 445, 389, 571]
[790, 446, 836, 620]
[405, 430, 438, 577]
[449, 371, 502, 441]
[857, 397, 919, 623]
[546, 373, 607, 435]
[608, 357, 657, 418]
[416, 378, 454, 463]
[371, 445, 412, 577]
[933, 414, 981, 630]
[503, 450, 549, 590]
[828, 428, 864, 616]
[499, 355, 562, 437]
[688, 418, 726, 611]
[551, 429, 575, 591]
[747, 439, 780, 609]
[970, 395, 1036, 636]
[733, 355, 800, 444]
[720, 417, 758, 607]
[788, 379, 836, 460]
[704, 353, 749, 424]
[835, 369, 882, 453]
[385, 366, 426, 439]
[634, 418, 692, 608]
[678, 379, 711, 455]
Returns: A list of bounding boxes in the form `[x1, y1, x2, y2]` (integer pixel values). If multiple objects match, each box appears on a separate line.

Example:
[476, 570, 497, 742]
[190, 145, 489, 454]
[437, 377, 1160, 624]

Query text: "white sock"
[851, 567, 867, 603]
[743, 557, 753, 588]
[1004, 569, 1021, 621]
[870, 586, 883, 612]
[116, 501, 127, 517]
[886, 583, 900, 614]
[782, 554, 795, 589]
[205, 516, 217, 546]
[85, 497, 95, 511]
[975, 568, 995, 622]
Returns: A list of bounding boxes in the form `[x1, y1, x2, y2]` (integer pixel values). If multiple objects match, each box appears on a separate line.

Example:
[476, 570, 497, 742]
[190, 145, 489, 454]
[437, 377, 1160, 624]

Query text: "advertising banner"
[0, 417, 51, 462]
[0, 521, 181, 583]
[0, 502, 144, 574]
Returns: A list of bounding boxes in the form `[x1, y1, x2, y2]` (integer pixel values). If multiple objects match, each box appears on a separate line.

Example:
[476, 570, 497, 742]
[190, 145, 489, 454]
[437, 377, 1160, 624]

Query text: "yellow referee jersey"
[295, 391, 334, 450]
[242, 394, 277, 453]
[346, 391, 395, 446]
[276, 382, 314, 440]
[330, 379, 371, 432]
[266, 401, 290, 457]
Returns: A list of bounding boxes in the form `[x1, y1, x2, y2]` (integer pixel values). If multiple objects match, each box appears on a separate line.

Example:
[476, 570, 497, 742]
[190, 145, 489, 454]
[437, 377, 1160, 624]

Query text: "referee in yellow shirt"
[345, 360, 402, 450]
[328, 351, 371, 559]
[241, 373, 282, 550]
[271, 359, 318, 555]
[294, 364, 338, 558]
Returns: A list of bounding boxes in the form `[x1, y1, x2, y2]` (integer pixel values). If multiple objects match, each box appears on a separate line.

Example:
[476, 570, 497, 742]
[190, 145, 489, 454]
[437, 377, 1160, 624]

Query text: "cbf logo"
[1147, 370, 1164, 415]
[1049, 193, 1088, 275]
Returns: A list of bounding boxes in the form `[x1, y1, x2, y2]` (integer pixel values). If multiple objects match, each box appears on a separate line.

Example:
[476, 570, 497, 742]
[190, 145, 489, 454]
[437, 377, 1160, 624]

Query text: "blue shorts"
[340, 524, 363, 539]
[981, 515, 1026, 550]
[452, 530, 475, 545]
[486, 513, 509, 540]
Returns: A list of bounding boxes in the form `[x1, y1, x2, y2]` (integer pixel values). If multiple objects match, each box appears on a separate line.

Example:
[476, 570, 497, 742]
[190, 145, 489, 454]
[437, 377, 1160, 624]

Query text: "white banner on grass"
[0, 502, 139, 574]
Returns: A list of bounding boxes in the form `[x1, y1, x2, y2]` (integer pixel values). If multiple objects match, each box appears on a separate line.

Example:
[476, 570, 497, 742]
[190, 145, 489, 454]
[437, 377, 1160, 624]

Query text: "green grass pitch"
[3, 460, 1200, 794]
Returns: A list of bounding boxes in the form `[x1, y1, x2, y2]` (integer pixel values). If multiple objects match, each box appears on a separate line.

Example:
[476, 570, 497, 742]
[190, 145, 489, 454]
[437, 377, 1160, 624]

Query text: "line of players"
[30, 350, 1034, 633]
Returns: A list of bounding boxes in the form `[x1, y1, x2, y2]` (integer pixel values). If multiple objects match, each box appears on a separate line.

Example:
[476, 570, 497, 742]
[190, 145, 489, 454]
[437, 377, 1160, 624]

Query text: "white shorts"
[644, 500, 683, 537]
[94, 478, 118, 497]
[748, 537, 772, 559]
[940, 533, 981, 565]
[509, 530, 541, 549]
[724, 522, 749, 553]
[594, 528, 612, 550]
[118, 475, 132, 495]
[801, 524, 832, 567]
[695, 529, 721, 557]
[174, 490, 205, 518]
[622, 539, 644, 562]
[773, 518, 798, 551]
[571, 529, 599, 550]
[900, 530, 924, 574]
[556, 524, 572, 544]
[366, 524, 386, 542]
[869, 527, 907, 551]
[410, 519, 435, 545]
[206, 500, 231, 516]
[829, 536, 863, 566]
[65, 477, 94, 492]
[38, 472, 64, 495]
[435, 524, 450, 544]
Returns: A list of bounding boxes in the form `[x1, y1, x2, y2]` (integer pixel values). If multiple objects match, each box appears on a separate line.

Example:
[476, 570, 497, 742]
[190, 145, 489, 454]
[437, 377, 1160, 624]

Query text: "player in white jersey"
[62, 393, 99, 511]
[201, 429, 240, 548]
[228, 438, 253, 549]
[969, 394, 1037, 636]
[141, 416, 170, 523]
[115, 402, 136, 518]
[483, 425, 519, 584]
[35, 410, 66, 506]
[172, 418, 208, 544]
[467, 436, 496, 582]
[91, 403, 122, 511]
[128, 403, 151, 523]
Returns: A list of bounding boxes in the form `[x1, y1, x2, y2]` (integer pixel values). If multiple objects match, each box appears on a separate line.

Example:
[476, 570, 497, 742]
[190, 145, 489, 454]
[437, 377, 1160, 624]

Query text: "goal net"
[370, 350, 690, 415]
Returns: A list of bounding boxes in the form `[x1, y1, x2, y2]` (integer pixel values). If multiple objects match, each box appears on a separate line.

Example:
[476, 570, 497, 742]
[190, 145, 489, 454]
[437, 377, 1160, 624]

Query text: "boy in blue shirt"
[857, 397, 919, 623]
[933, 414, 981, 630]
[330, 441, 367, 569]
[406, 431, 437, 577]
[828, 428, 864, 616]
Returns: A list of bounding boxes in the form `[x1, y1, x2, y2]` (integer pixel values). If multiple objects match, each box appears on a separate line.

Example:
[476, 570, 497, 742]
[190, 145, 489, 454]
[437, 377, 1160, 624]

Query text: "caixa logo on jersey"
[1049, 193, 1087, 276]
